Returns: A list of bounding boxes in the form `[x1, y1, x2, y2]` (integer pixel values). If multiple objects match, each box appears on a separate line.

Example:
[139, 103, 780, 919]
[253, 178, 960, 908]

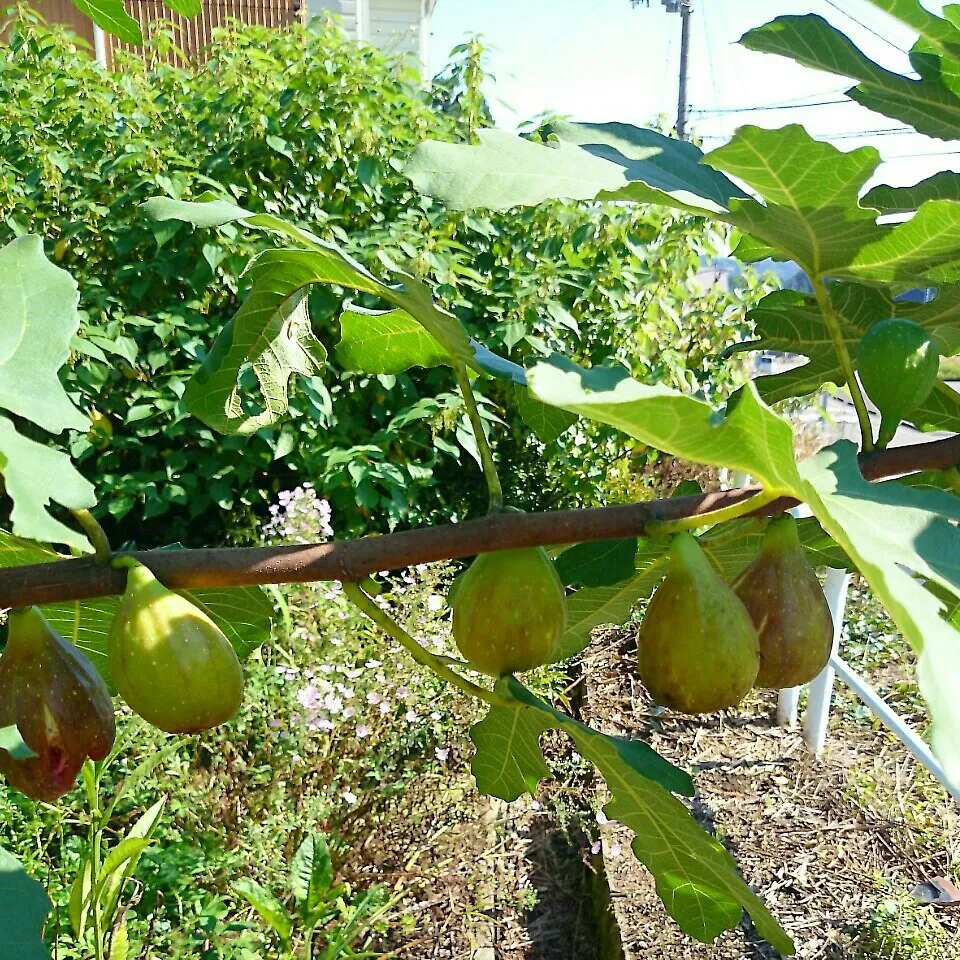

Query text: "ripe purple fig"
[108, 560, 244, 734]
[732, 515, 834, 689]
[638, 533, 759, 713]
[0, 607, 115, 802]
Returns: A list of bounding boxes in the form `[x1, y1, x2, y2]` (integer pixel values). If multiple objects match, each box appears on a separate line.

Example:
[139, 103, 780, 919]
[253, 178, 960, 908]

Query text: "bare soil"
[581, 626, 960, 960]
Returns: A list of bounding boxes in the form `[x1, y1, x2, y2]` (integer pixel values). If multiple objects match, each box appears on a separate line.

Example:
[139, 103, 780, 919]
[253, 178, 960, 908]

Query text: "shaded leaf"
[0, 848, 50, 960]
[0, 417, 95, 552]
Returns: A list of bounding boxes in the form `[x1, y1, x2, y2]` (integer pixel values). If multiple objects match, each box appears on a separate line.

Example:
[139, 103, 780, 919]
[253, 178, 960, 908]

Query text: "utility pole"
[676, 0, 692, 140]
[631, 0, 694, 139]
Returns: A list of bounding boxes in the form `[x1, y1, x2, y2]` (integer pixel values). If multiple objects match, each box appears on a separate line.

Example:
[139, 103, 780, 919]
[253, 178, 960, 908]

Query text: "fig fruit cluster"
[638, 517, 833, 714]
[451, 546, 566, 676]
[0, 560, 245, 802]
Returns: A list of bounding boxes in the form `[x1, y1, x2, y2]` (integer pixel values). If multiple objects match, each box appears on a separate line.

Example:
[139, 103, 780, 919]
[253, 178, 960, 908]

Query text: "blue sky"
[427, 0, 957, 188]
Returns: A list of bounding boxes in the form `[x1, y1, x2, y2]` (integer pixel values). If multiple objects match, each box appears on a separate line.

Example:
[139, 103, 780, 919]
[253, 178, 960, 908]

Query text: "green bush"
[0, 13, 754, 544]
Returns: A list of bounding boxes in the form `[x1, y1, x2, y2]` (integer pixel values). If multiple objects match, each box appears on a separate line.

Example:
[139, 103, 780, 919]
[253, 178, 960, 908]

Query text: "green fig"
[857, 317, 939, 448]
[108, 561, 244, 734]
[0, 607, 115, 802]
[733, 515, 834, 689]
[452, 547, 566, 676]
[638, 533, 759, 714]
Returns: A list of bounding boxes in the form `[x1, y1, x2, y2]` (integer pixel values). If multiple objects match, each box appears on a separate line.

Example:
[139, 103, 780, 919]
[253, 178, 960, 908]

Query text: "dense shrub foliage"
[0, 13, 754, 544]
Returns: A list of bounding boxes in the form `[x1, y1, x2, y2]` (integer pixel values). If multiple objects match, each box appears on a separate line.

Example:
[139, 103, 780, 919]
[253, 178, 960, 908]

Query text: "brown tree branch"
[2, 434, 959, 609]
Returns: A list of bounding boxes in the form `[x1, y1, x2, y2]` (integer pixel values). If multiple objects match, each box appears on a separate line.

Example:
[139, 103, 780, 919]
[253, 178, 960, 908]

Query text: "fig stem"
[455, 363, 504, 514]
[648, 489, 780, 536]
[343, 582, 512, 708]
[71, 509, 112, 565]
[812, 276, 874, 452]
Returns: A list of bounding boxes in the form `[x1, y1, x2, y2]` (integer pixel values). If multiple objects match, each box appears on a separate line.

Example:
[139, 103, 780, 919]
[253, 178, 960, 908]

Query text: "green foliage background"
[0, 13, 754, 545]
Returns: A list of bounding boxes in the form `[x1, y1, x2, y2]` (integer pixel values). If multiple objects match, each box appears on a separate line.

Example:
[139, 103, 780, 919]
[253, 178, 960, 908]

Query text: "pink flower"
[396, 686, 410, 699]
[356, 725, 371, 738]
[297, 684, 321, 711]
[609, 843, 623, 859]
[379, 701, 391, 715]
[404, 710, 418, 723]
[434, 747, 449, 762]
[590, 840, 601, 856]
[366, 692, 381, 705]
[343, 706, 356, 719]
[530, 800, 541, 811]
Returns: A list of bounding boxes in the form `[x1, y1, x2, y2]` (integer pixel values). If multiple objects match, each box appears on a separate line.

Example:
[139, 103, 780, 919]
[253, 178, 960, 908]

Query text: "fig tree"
[108, 561, 244, 734]
[638, 533, 759, 713]
[856, 317, 939, 448]
[452, 546, 566, 675]
[0, 607, 115, 802]
[733, 515, 833, 689]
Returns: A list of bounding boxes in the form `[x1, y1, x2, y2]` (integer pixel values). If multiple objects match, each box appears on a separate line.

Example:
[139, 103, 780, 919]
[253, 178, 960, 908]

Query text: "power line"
[533, 0, 609, 57]
[701, 0, 719, 109]
[823, 0, 909, 56]
[691, 99, 850, 115]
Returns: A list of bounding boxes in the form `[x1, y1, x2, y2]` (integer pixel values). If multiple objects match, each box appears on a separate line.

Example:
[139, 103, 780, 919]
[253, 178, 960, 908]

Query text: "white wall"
[307, 0, 434, 68]
[307, 0, 358, 38]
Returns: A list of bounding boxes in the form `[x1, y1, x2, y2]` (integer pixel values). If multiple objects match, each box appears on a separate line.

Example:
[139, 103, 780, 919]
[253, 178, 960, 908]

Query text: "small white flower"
[427, 594, 444, 612]
[342, 790, 357, 804]
[435, 747, 449, 762]
[596, 810, 609, 826]
[590, 840, 601, 856]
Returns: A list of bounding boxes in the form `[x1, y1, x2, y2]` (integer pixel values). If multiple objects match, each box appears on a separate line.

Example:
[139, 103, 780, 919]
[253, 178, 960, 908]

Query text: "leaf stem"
[71, 509, 112, 564]
[343, 582, 511, 708]
[811, 277, 874, 452]
[455, 364, 503, 513]
[647, 489, 780, 536]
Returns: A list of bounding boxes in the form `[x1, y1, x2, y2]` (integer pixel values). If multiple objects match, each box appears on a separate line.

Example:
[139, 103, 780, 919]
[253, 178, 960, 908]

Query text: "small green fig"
[638, 533, 759, 714]
[857, 317, 939, 448]
[0, 607, 115, 802]
[733, 515, 834, 690]
[108, 561, 244, 734]
[452, 547, 566, 676]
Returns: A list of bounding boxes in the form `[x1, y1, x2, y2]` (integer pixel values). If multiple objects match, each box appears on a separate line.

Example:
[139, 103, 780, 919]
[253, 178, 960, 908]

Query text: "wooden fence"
[29, 0, 301, 64]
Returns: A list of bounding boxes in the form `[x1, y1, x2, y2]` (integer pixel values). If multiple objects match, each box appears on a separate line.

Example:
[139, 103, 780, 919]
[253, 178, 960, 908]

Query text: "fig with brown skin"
[452, 546, 566, 676]
[732, 515, 834, 689]
[108, 560, 244, 734]
[0, 607, 115, 802]
[638, 533, 759, 714]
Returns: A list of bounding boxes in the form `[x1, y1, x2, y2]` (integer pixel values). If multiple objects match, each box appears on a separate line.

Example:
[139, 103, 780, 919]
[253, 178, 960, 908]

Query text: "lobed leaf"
[471, 679, 791, 952]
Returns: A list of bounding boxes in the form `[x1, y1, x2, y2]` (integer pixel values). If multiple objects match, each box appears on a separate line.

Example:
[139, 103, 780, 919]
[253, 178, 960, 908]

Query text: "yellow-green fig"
[108, 561, 244, 734]
[638, 533, 759, 713]
[0, 607, 115, 802]
[452, 547, 566, 676]
[732, 515, 834, 689]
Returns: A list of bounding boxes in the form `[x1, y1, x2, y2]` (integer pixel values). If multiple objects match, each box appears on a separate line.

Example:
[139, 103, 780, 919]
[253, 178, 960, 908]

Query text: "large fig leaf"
[741, 12, 960, 141]
[0, 848, 50, 960]
[405, 122, 746, 215]
[471, 679, 792, 953]
[798, 444, 960, 786]
[0, 418, 95, 552]
[0, 238, 88, 435]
